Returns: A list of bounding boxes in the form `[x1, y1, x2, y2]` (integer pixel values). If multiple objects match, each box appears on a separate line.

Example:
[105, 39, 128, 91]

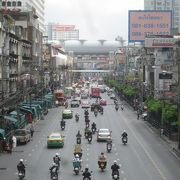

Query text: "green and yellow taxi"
[47, 132, 64, 148]
[62, 109, 73, 119]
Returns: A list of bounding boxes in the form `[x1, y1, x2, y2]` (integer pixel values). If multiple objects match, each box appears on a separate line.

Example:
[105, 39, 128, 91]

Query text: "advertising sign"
[145, 36, 175, 47]
[128, 10, 172, 42]
[52, 25, 75, 31]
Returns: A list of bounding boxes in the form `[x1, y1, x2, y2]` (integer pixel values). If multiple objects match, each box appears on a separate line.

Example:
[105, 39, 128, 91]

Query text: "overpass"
[69, 69, 113, 77]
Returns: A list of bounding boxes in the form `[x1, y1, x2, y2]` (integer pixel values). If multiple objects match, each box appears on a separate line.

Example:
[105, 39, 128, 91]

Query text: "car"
[14, 129, 31, 144]
[81, 93, 89, 99]
[81, 100, 91, 108]
[70, 100, 80, 107]
[99, 99, 107, 106]
[97, 128, 112, 142]
[47, 132, 64, 148]
[91, 103, 102, 111]
[62, 109, 73, 119]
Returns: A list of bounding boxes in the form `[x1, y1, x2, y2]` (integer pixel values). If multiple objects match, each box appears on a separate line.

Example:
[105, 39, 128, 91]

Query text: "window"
[7, 1, 11, 6]
[17, 1, 22, 6]
[12, 1, 16, 6]
[2, 1, 6, 6]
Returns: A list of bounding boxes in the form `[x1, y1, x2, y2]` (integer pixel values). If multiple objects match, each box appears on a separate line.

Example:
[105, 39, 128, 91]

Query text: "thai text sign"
[128, 11, 172, 42]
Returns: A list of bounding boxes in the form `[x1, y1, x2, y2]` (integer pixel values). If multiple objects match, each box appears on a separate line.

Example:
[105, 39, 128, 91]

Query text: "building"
[1, 0, 45, 33]
[45, 23, 79, 41]
[144, 0, 180, 33]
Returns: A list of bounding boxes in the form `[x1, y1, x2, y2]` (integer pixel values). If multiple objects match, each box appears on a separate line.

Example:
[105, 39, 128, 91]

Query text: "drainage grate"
[0, 168, 7, 170]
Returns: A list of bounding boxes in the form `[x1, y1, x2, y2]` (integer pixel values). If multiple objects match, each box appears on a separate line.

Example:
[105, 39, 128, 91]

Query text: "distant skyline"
[45, 0, 144, 41]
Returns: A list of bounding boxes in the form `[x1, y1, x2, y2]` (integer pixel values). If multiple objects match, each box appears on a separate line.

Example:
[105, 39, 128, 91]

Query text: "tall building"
[1, 0, 45, 33]
[144, 0, 180, 33]
[45, 23, 79, 41]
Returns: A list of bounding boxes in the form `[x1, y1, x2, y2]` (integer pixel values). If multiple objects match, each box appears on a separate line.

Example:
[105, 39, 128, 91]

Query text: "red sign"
[52, 25, 75, 31]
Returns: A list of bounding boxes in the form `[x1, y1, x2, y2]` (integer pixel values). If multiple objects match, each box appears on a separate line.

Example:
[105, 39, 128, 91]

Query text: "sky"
[45, 0, 144, 41]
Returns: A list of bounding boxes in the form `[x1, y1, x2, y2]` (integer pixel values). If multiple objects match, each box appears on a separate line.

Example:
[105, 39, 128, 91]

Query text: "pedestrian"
[30, 124, 34, 139]
[9, 136, 13, 151]
[12, 135, 17, 148]
[137, 112, 140, 120]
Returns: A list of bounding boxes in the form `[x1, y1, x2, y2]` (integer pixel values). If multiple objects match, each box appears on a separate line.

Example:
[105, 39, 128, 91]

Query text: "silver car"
[97, 128, 112, 141]
[14, 129, 31, 144]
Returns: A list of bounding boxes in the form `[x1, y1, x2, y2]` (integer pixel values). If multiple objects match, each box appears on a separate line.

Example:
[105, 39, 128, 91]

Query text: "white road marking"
[115, 153, 118, 156]
[86, 158, 89, 161]
[32, 149, 34, 152]
[28, 153, 31, 156]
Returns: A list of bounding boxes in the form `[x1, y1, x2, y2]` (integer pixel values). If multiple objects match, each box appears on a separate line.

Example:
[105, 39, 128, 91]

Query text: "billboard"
[52, 25, 75, 31]
[128, 10, 172, 42]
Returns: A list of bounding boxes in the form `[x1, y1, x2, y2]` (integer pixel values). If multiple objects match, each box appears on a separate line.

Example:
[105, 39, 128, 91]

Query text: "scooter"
[74, 166, 80, 175]
[87, 136, 92, 143]
[91, 127, 96, 134]
[115, 106, 119, 111]
[76, 137, 81, 144]
[51, 172, 58, 180]
[107, 142, 112, 153]
[99, 162, 106, 171]
[61, 125, 65, 131]
[18, 171, 25, 180]
[112, 170, 119, 179]
[122, 136, 127, 145]
[94, 111, 98, 117]
[75, 115, 79, 122]
[82, 171, 92, 180]
[85, 122, 90, 128]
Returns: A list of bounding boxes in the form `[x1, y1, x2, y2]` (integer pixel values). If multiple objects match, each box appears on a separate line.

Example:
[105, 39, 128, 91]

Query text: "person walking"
[30, 124, 34, 139]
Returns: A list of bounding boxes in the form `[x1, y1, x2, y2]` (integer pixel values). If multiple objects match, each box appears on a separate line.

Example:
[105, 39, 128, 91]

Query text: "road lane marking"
[32, 149, 34, 152]
[28, 153, 31, 156]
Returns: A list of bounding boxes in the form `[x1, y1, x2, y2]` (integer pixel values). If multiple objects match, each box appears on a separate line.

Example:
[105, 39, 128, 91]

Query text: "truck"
[54, 90, 66, 106]
[90, 87, 100, 98]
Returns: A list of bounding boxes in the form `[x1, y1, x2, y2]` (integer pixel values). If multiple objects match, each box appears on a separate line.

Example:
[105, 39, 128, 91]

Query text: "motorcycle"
[115, 106, 119, 111]
[91, 127, 96, 134]
[94, 111, 98, 117]
[82, 171, 92, 180]
[84, 132, 88, 139]
[107, 142, 112, 153]
[73, 161, 81, 175]
[18, 171, 25, 180]
[99, 162, 106, 171]
[75, 115, 79, 122]
[76, 137, 81, 144]
[50, 172, 58, 180]
[74, 166, 80, 175]
[121, 105, 124, 111]
[122, 136, 127, 145]
[85, 122, 90, 128]
[61, 125, 65, 131]
[87, 136, 92, 143]
[112, 170, 119, 179]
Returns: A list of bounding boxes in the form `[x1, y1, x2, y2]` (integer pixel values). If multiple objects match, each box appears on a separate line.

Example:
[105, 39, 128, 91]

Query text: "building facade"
[45, 23, 79, 41]
[1, 0, 45, 33]
[144, 0, 180, 33]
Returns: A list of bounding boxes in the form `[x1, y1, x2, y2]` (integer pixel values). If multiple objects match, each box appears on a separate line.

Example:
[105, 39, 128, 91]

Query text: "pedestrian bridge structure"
[70, 69, 113, 77]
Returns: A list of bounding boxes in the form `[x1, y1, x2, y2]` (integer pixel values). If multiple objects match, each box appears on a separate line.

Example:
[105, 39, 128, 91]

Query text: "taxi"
[62, 109, 73, 119]
[47, 132, 64, 148]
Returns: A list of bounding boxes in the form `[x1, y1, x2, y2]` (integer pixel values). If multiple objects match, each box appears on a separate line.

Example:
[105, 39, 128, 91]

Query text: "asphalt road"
[0, 93, 180, 180]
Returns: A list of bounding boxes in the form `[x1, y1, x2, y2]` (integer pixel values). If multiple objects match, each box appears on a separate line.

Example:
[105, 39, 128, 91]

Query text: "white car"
[97, 128, 112, 141]
[81, 100, 90, 108]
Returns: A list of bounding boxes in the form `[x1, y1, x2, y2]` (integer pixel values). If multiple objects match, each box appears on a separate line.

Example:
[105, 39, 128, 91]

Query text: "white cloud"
[45, 0, 144, 40]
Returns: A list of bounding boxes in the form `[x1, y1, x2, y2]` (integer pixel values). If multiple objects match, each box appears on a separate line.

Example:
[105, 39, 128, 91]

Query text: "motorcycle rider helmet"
[55, 153, 59, 156]
[85, 167, 89, 171]
[123, 130, 126, 133]
[53, 163, 56, 166]
[101, 152, 104, 155]
[75, 154, 79, 158]
[114, 160, 117, 164]
[20, 159, 23, 162]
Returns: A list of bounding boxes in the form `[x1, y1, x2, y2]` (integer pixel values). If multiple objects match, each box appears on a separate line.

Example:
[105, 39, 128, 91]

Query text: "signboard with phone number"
[128, 10, 172, 42]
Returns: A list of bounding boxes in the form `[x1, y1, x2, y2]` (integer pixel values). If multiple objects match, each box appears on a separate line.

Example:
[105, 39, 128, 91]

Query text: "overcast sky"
[45, 0, 144, 41]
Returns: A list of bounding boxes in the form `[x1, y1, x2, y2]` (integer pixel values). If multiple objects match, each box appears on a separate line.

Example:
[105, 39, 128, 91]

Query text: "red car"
[100, 99, 107, 106]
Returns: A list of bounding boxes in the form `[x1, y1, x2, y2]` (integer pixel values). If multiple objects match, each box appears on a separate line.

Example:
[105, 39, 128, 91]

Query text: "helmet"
[85, 167, 89, 171]
[56, 153, 59, 156]
[20, 159, 23, 162]
[114, 160, 117, 164]
[75, 154, 79, 158]
[53, 163, 56, 166]
[123, 130, 126, 133]
[101, 152, 104, 155]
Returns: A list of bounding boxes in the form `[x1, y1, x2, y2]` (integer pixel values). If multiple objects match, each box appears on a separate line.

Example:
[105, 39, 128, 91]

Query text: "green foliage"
[163, 102, 177, 121]
[146, 98, 162, 113]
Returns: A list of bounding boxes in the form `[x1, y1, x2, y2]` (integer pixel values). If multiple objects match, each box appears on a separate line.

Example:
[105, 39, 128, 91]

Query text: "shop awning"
[4, 116, 17, 123]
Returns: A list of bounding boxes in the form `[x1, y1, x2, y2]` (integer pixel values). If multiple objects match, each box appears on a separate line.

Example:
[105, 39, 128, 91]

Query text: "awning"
[19, 107, 33, 114]
[0, 128, 5, 138]
[4, 116, 17, 123]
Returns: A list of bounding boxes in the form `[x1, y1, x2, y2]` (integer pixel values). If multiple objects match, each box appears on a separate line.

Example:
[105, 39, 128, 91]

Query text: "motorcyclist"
[111, 160, 120, 176]
[82, 167, 91, 179]
[65, 101, 68, 108]
[91, 122, 96, 132]
[115, 103, 119, 110]
[75, 112, 80, 120]
[53, 153, 61, 169]
[17, 159, 26, 176]
[121, 104, 124, 110]
[106, 139, 112, 150]
[76, 130, 82, 144]
[60, 118, 66, 129]
[73, 154, 81, 169]
[121, 130, 128, 138]
[84, 109, 89, 116]
[98, 152, 107, 168]
[99, 106, 103, 114]
[74, 144, 82, 158]
[49, 162, 58, 178]
[94, 108, 98, 116]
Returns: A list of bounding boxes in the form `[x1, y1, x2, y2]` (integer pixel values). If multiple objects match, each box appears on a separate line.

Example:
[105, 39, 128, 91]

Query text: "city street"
[0, 93, 180, 180]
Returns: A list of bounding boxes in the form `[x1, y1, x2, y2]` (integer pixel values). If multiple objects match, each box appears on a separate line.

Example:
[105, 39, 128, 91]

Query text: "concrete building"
[144, 0, 180, 33]
[1, 0, 45, 33]
[45, 23, 79, 41]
